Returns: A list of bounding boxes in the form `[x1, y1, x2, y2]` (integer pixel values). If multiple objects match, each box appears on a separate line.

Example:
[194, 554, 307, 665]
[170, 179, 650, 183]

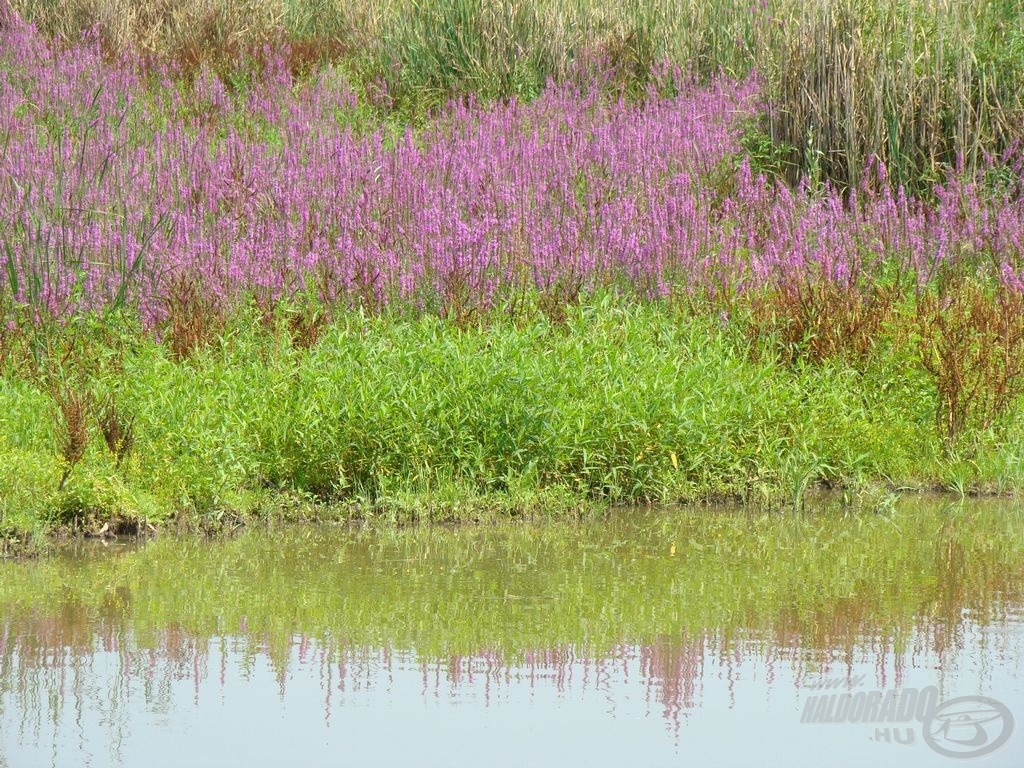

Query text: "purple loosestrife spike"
[2, 20, 1024, 323]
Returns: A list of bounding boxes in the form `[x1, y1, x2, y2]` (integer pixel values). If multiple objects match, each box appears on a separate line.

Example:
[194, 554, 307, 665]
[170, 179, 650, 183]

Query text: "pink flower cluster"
[1, 14, 1021, 326]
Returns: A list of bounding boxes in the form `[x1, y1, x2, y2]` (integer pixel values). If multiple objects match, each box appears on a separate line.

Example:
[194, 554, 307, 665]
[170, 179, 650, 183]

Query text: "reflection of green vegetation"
[1, 500, 1022, 665]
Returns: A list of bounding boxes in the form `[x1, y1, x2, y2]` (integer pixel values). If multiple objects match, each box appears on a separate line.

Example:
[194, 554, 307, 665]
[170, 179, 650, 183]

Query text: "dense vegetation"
[1, 1, 1023, 542]
[5, 296, 1021, 540]
[10, 0, 1023, 188]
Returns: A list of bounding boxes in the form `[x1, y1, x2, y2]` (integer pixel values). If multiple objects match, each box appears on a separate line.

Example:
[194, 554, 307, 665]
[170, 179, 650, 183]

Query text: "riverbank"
[2, 6, 1024, 550]
[2, 296, 1022, 548]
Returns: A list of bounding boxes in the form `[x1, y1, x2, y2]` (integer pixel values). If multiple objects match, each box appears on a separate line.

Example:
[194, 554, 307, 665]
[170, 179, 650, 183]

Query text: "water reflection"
[1, 499, 1022, 766]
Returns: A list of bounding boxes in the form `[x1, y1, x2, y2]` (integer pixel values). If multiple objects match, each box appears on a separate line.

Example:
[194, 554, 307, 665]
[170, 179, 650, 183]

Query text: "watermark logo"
[923, 695, 1015, 759]
[800, 681, 1015, 760]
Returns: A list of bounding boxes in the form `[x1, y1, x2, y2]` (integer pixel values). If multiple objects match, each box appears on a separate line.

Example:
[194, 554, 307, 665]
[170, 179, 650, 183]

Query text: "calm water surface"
[1, 499, 1023, 767]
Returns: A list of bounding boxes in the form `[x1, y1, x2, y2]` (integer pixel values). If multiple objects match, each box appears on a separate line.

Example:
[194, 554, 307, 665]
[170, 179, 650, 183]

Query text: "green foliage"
[739, 119, 796, 182]
[1, 295, 1018, 538]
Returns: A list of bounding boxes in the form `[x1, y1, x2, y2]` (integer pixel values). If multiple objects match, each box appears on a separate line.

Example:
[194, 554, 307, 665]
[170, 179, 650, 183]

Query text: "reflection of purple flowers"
[1, 16, 1022, 328]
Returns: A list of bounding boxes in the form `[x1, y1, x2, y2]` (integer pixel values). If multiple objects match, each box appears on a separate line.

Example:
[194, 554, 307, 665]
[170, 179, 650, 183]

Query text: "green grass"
[2, 294, 1022, 543]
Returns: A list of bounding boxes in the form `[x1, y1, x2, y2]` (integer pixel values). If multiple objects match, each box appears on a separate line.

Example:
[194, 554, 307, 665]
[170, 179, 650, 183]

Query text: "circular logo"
[923, 695, 1015, 759]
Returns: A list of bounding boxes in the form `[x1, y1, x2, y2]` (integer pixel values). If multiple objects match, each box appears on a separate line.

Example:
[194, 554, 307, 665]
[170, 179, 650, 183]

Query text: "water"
[1, 499, 1022, 767]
